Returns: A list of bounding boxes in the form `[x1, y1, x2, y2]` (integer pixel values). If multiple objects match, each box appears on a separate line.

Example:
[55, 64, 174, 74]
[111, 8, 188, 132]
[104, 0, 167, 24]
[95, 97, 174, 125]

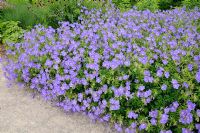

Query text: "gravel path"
[0, 64, 114, 133]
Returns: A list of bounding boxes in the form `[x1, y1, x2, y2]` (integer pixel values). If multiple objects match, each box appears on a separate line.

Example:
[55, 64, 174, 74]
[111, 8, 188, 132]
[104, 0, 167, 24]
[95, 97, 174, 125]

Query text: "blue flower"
[160, 114, 169, 124]
[161, 84, 167, 90]
[109, 98, 120, 111]
[139, 123, 147, 130]
[128, 111, 138, 119]
[179, 109, 193, 124]
[196, 70, 200, 83]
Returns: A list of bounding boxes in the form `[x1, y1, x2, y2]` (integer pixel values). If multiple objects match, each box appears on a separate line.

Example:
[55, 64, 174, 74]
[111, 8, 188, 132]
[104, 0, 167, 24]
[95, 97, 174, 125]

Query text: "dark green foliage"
[112, 0, 135, 11]
[135, 0, 159, 11]
[29, 68, 40, 78]
[158, 0, 183, 10]
[45, 0, 81, 28]
[1, 0, 107, 29]
[1, 1, 49, 28]
[112, 0, 199, 11]
[182, 0, 200, 9]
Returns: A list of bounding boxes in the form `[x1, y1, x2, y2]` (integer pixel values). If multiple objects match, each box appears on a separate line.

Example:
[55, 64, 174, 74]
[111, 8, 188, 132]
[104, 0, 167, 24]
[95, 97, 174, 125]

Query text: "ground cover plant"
[2, 6, 200, 133]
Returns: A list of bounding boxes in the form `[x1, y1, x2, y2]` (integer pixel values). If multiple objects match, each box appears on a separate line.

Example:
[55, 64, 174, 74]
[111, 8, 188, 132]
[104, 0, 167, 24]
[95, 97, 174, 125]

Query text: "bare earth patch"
[0, 45, 5, 57]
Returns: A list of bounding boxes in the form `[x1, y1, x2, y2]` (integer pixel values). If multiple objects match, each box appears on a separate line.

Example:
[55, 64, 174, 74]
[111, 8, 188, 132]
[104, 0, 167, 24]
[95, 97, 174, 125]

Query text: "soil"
[0, 45, 5, 57]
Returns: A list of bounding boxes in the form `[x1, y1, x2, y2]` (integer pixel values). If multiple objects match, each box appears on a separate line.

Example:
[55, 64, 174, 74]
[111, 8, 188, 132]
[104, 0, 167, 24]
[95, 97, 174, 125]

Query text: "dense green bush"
[135, 0, 159, 11]
[112, 0, 136, 11]
[42, 0, 81, 28]
[182, 0, 200, 9]
[0, 21, 24, 44]
[1, 0, 107, 28]
[158, 0, 182, 10]
[112, 0, 199, 11]
[1, 0, 51, 28]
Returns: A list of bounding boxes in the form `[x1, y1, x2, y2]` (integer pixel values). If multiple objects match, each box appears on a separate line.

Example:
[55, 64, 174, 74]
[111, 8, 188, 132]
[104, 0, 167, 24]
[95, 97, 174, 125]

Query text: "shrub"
[3, 7, 200, 132]
[182, 0, 200, 9]
[1, 0, 108, 28]
[112, 0, 135, 11]
[158, 0, 182, 10]
[135, 0, 159, 11]
[0, 21, 24, 44]
[2, 2, 48, 29]
[40, 0, 107, 28]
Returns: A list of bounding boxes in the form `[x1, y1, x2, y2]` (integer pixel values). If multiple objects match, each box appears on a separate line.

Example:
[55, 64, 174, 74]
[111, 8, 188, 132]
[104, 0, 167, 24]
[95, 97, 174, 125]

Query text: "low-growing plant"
[3, 7, 200, 133]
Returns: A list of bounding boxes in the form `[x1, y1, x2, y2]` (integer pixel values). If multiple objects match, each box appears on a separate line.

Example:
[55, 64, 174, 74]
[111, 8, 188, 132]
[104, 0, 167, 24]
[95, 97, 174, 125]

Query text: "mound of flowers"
[3, 7, 200, 132]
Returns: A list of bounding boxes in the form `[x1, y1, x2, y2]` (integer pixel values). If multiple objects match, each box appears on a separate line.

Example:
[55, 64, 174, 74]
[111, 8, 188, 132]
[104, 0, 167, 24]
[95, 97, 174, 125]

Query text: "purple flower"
[134, 79, 139, 83]
[182, 82, 189, 89]
[45, 59, 53, 67]
[171, 79, 180, 89]
[156, 69, 163, 77]
[160, 114, 169, 124]
[137, 91, 144, 98]
[113, 86, 124, 97]
[123, 75, 129, 80]
[144, 76, 154, 83]
[179, 109, 193, 124]
[102, 113, 110, 121]
[149, 110, 158, 118]
[162, 60, 168, 65]
[144, 70, 151, 76]
[124, 60, 130, 66]
[196, 109, 200, 117]
[145, 97, 151, 104]
[109, 98, 120, 111]
[188, 64, 193, 71]
[128, 111, 138, 119]
[138, 56, 148, 65]
[182, 128, 193, 133]
[130, 122, 137, 128]
[114, 123, 122, 132]
[150, 118, 157, 125]
[160, 130, 172, 133]
[125, 128, 136, 133]
[139, 123, 147, 130]
[138, 85, 145, 91]
[161, 84, 167, 90]
[172, 101, 179, 109]
[144, 90, 152, 98]
[196, 70, 200, 83]
[164, 72, 170, 78]
[196, 124, 200, 130]
[187, 101, 196, 111]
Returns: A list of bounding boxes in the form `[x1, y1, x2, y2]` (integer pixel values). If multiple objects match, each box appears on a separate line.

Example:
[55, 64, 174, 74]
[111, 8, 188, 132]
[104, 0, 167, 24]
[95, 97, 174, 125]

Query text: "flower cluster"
[3, 7, 200, 132]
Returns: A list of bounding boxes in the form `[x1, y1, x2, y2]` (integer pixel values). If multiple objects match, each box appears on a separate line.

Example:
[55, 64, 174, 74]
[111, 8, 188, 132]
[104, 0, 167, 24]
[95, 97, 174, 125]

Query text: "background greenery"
[0, 0, 199, 45]
[0, 21, 24, 45]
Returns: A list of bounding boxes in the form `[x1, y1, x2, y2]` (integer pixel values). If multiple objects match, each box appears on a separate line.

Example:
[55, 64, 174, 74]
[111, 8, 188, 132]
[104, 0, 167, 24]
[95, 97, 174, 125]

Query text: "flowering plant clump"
[3, 7, 200, 132]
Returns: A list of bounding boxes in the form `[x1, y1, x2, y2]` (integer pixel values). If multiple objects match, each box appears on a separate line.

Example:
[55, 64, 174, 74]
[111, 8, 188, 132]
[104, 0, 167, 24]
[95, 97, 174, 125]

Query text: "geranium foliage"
[3, 7, 200, 132]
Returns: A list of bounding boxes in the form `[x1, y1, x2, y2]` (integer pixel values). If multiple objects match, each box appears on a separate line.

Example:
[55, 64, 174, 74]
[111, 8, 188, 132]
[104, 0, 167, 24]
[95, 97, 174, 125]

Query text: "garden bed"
[3, 7, 200, 133]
